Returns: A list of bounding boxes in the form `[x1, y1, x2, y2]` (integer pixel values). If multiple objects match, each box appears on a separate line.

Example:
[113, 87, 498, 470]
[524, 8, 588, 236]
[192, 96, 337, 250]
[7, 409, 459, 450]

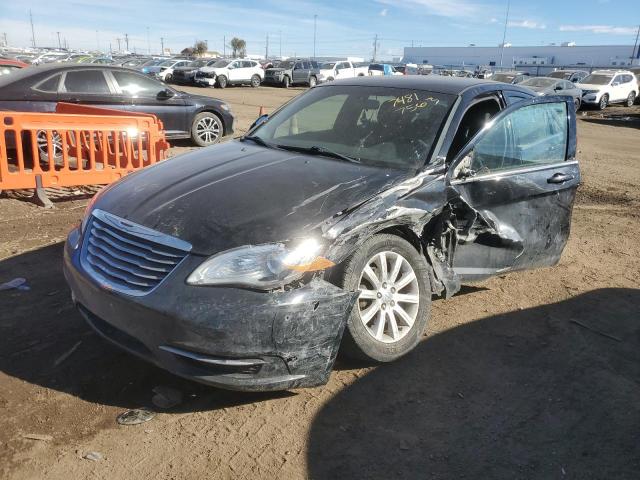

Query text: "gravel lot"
[0, 85, 639, 479]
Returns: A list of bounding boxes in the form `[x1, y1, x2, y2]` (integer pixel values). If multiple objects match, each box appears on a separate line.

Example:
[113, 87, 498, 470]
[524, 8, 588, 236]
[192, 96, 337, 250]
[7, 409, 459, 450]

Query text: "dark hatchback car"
[64, 76, 580, 391]
[0, 64, 233, 146]
[171, 58, 218, 85]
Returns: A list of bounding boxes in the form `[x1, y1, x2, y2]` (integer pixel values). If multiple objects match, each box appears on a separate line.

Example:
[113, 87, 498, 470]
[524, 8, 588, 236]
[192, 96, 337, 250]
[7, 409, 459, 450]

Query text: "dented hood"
[93, 141, 411, 255]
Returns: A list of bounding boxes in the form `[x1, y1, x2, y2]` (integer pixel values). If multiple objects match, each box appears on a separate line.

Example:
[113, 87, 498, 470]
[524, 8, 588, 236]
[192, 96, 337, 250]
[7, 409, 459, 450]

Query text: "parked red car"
[0, 59, 28, 76]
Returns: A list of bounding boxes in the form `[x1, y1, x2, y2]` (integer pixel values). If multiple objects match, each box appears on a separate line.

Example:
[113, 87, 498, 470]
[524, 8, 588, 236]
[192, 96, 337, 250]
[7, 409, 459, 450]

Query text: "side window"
[294, 62, 303, 70]
[63, 70, 110, 94]
[34, 74, 62, 92]
[613, 75, 623, 85]
[111, 71, 164, 96]
[458, 102, 568, 176]
[563, 81, 574, 90]
[310, 61, 319, 69]
[337, 62, 347, 70]
[503, 90, 533, 105]
[241, 61, 252, 68]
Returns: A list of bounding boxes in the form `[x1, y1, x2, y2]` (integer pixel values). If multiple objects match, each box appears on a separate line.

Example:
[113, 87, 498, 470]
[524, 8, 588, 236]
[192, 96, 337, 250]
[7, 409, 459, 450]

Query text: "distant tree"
[230, 37, 246, 58]
[194, 40, 208, 57]
[181, 47, 194, 56]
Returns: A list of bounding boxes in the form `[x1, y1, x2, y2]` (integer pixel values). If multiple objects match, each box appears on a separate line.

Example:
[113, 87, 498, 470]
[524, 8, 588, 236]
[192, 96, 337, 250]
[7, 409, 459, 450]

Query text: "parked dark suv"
[264, 59, 320, 88]
[0, 64, 234, 146]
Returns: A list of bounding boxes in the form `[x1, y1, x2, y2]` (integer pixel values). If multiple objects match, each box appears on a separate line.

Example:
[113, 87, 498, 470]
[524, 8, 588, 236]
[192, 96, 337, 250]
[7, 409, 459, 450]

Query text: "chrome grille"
[81, 209, 191, 296]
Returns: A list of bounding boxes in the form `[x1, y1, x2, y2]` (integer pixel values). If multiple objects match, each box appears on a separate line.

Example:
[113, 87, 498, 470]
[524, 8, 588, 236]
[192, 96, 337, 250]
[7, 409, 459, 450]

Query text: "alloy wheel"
[36, 130, 63, 161]
[195, 116, 221, 144]
[357, 251, 420, 344]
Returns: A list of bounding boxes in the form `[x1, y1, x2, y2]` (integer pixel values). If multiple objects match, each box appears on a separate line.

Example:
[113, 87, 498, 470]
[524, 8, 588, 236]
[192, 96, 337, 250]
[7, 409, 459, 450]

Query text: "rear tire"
[216, 75, 228, 89]
[250, 74, 261, 88]
[598, 94, 608, 110]
[308, 76, 317, 88]
[335, 234, 431, 362]
[625, 91, 636, 107]
[191, 112, 223, 147]
[282, 75, 290, 88]
[164, 73, 173, 83]
[574, 98, 581, 111]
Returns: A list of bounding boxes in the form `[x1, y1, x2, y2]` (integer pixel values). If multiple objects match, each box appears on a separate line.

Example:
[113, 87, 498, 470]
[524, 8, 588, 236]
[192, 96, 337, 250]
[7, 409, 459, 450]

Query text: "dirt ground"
[0, 86, 639, 480]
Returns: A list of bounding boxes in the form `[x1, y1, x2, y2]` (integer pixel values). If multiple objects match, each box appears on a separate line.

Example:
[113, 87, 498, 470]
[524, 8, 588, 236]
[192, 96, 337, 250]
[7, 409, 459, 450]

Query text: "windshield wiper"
[240, 135, 274, 149]
[276, 144, 361, 164]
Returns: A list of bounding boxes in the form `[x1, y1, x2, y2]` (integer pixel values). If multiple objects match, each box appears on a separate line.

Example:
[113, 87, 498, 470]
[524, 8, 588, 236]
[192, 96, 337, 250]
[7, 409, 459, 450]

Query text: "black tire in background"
[333, 234, 432, 363]
[625, 92, 636, 107]
[191, 112, 223, 147]
[598, 94, 608, 110]
[216, 75, 228, 89]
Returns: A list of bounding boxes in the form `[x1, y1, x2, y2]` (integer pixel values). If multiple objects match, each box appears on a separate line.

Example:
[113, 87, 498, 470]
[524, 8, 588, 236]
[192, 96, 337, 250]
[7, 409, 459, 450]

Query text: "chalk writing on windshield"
[393, 93, 440, 114]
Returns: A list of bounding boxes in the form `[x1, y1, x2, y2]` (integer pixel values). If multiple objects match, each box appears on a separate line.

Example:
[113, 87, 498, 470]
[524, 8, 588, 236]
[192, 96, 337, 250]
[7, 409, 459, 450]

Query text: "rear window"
[581, 74, 613, 85]
[34, 74, 62, 92]
[369, 64, 384, 71]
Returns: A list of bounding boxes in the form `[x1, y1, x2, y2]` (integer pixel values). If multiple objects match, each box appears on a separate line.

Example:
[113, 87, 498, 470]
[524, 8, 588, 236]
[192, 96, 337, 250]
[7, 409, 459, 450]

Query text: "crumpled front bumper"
[63, 228, 357, 391]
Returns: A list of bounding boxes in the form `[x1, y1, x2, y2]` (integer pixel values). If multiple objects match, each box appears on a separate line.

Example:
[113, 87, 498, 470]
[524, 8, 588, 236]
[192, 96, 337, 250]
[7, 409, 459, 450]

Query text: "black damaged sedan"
[64, 76, 580, 391]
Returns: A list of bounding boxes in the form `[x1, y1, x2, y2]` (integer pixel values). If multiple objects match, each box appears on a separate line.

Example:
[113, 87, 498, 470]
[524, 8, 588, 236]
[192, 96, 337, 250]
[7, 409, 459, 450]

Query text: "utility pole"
[632, 25, 640, 62]
[56, 31, 61, 49]
[29, 10, 36, 48]
[313, 14, 317, 59]
[96, 30, 100, 51]
[160, 37, 164, 55]
[373, 34, 378, 61]
[2, 33, 7, 47]
[146, 27, 150, 54]
[279, 30, 282, 59]
[125, 33, 129, 52]
[116, 38, 121, 52]
[499, 0, 510, 68]
[223, 35, 226, 58]
[265, 34, 269, 59]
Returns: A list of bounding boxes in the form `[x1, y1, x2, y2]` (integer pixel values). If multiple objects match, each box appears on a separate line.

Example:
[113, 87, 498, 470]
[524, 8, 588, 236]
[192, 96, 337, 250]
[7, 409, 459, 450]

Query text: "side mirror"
[249, 114, 269, 131]
[554, 85, 563, 91]
[157, 89, 175, 99]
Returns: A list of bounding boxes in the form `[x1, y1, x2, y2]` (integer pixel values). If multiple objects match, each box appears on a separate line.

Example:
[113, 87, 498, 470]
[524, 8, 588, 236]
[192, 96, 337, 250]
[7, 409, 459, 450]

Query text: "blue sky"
[1, 0, 638, 59]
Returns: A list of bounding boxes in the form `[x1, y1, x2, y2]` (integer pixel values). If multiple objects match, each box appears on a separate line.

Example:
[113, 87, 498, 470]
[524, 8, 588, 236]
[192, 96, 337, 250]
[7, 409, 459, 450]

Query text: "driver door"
[447, 97, 580, 280]
[108, 70, 187, 136]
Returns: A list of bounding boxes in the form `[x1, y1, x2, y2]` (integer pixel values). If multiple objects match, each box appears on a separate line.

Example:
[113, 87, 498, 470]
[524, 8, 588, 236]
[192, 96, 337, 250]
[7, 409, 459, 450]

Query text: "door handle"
[547, 172, 574, 184]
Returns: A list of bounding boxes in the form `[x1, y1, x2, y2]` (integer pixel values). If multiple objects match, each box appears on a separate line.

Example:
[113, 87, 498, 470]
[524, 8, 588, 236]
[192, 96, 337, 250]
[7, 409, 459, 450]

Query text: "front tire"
[574, 98, 581, 111]
[164, 73, 173, 83]
[335, 234, 431, 362]
[191, 112, 223, 147]
[250, 74, 261, 88]
[282, 75, 290, 88]
[625, 91, 636, 107]
[216, 75, 228, 89]
[308, 75, 317, 88]
[598, 94, 608, 110]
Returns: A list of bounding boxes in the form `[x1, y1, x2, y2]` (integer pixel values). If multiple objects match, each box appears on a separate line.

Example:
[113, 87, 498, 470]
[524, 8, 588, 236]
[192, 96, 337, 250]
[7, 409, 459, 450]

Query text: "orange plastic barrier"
[0, 103, 169, 193]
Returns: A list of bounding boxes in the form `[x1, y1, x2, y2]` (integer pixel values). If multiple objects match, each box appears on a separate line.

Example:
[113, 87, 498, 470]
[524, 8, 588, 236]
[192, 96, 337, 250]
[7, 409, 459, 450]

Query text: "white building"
[402, 44, 639, 71]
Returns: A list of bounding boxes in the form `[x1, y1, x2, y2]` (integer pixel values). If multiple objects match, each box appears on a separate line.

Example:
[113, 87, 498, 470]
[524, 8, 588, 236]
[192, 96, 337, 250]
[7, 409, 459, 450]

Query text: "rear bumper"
[63, 228, 356, 391]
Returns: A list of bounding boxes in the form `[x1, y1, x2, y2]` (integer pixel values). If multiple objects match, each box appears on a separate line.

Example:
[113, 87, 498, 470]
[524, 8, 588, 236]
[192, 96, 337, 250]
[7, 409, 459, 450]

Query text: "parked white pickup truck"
[318, 60, 368, 82]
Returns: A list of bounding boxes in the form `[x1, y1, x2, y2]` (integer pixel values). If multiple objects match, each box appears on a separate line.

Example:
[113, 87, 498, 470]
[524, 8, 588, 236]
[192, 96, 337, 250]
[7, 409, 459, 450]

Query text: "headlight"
[186, 239, 334, 290]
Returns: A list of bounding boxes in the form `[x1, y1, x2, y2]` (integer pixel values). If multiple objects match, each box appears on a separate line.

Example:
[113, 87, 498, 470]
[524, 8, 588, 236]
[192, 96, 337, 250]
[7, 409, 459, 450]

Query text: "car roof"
[0, 63, 144, 89]
[318, 75, 531, 96]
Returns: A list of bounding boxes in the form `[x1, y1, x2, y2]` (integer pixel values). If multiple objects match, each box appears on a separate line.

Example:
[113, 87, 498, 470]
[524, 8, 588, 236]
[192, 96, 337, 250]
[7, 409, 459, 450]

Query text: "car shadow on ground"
[0, 243, 292, 413]
[308, 288, 640, 479]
